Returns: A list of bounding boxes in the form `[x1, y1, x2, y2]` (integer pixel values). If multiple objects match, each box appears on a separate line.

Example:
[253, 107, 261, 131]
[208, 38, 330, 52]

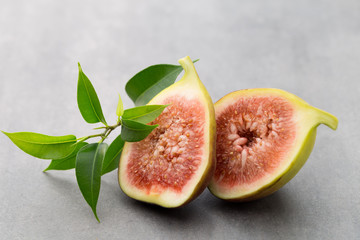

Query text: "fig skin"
[118, 56, 216, 207]
[208, 88, 338, 202]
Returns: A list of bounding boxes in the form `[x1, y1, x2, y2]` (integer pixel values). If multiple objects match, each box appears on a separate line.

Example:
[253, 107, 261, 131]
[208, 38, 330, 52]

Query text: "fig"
[119, 56, 216, 207]
[209, 88, 338, 201]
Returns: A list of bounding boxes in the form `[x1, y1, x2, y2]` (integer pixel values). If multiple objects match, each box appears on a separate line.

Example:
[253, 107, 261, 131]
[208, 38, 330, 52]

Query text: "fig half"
[119, 56, 216, 207]
[209, 88, 338, 201]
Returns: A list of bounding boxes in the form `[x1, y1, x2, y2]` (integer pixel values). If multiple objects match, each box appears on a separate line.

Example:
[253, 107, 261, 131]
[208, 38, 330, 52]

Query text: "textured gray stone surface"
[0, 0, 359, 239]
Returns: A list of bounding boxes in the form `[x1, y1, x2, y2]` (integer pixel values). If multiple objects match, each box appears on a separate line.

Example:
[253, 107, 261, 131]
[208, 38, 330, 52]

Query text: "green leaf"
[125, 64, 182, 106]
[116, 94, 124, 117]
[77, 63, 107, 125]
[125, 60, 199, 106]
[101, 134, 125, 175]
[121, 119, 158, 142]
[75, 143, 108, 222]
[122, 105, 168, 124]
[43, 142, 88, 172]
[2, 131, 77, 159]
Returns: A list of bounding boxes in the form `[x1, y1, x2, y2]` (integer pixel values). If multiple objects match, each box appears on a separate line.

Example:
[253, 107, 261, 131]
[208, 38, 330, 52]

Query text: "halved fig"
[209, 88, 338, 201]
[119, 56, 216, 207]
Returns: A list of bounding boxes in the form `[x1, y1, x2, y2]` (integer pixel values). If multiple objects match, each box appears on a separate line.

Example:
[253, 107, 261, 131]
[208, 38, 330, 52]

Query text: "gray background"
[0, 0, 359, 239]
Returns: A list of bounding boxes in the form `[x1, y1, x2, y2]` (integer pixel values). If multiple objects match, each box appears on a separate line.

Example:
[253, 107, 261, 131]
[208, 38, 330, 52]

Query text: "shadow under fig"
[205, 188, 307, 228]
[126, 195, 200, 222]
[121, 192, 215, 234]
[213, 189, 295, 212]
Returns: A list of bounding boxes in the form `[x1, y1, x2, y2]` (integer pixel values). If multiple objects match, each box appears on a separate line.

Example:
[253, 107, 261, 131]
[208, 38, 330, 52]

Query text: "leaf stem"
[77, 133, 103, 143]
[78, 121, 122, 143]
[93, 126, 106, 130]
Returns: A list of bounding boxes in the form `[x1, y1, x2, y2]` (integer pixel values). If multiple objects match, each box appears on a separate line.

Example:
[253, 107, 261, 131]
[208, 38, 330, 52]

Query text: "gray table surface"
[0, 0, 359, 239]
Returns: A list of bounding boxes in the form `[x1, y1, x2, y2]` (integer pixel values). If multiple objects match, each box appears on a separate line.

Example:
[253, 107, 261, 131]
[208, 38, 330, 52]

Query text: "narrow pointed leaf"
[122, 104, 168, 124]
[101, 134, 125, 175]
[121, 119, 158, 142]
[44, 142, 88, 172]
[76, 143, 108, 222]
[116, 94, 124, 117]
[77, 63, 107, 125]
[2, 131, 77, 159]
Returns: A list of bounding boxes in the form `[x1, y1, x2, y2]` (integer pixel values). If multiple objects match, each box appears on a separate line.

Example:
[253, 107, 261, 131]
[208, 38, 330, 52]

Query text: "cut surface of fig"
[119, 56, 215, 207]
[126, 96, 205, 193]
[209, 88, 338, 201]
[215, 96, 296, 187]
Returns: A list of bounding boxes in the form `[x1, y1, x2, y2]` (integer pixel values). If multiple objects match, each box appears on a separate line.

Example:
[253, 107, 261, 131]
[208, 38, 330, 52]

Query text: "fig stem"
[308, 106, 339, 130]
